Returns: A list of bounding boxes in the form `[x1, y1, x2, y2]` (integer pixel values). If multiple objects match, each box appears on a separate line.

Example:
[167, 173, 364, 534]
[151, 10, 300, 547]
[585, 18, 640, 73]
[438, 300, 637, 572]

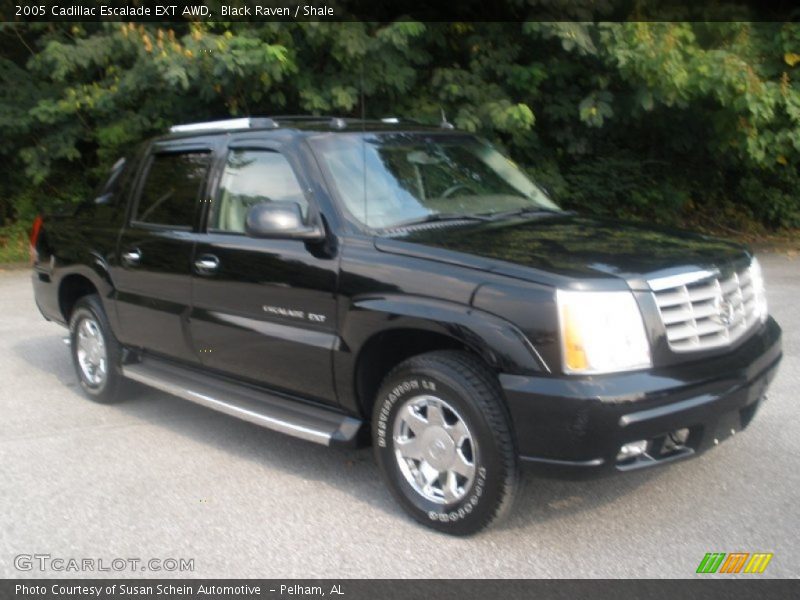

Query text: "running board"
[121, 359, 362, 447]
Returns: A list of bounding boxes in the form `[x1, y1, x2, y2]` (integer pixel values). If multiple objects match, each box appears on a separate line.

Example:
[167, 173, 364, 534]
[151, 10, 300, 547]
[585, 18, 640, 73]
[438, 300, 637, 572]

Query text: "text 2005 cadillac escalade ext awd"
[31, 116, 782, 534]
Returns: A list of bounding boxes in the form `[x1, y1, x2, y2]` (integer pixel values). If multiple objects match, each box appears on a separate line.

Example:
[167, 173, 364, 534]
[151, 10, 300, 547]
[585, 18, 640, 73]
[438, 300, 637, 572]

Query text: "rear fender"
[53, 253, 118, 331]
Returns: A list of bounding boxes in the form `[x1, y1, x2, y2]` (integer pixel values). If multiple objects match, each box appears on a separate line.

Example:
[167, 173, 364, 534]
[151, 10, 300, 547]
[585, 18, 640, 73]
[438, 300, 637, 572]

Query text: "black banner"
[3, 579, 800, 600]
[2, 0, 799, 23]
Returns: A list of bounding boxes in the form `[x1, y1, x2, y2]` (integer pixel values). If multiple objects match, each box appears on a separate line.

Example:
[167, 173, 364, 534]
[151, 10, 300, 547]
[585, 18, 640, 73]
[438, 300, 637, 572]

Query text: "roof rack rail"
[169, 117, 278, 133]
[168, 115, 432, 135]
[379, 116, 429, 126]
[270, 115, 350, 130]
[268, 115, 341, 122]
[268, 115, 420, 127]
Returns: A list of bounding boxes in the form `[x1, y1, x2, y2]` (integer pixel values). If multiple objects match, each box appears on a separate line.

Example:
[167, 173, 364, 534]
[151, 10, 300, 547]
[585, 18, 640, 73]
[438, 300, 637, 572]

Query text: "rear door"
[114, 141, 213, 363]
[188, 138, 340, 405]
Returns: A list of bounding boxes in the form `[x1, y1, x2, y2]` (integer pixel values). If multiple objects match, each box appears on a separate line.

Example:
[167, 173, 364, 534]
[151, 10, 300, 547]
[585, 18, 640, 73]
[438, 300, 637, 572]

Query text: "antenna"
[439, 108, 454, 130]
[361, 61, 368, 228]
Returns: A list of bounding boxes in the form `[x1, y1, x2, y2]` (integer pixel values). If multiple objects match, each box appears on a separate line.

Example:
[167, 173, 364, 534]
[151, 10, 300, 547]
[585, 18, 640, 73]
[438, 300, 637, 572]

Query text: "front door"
[188, 143, 340, 405]
[114, 144, 211, 363]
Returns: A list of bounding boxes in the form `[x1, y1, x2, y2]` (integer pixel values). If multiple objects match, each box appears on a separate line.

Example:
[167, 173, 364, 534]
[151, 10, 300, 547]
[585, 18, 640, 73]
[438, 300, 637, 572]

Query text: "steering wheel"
[441, 183, 477, 198]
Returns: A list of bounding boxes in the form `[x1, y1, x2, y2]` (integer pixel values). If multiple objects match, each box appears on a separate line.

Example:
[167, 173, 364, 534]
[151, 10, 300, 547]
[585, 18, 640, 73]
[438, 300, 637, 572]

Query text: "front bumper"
[500, 317, 782, 478]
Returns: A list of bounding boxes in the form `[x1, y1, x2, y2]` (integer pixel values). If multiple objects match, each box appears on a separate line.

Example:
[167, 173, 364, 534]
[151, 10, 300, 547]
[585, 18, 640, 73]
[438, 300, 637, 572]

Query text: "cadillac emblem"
[713, 296, 736, 326]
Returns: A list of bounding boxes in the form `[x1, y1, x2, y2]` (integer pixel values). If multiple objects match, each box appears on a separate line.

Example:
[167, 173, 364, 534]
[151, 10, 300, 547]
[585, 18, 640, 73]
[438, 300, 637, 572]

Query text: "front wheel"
[372, 350, 519, 535]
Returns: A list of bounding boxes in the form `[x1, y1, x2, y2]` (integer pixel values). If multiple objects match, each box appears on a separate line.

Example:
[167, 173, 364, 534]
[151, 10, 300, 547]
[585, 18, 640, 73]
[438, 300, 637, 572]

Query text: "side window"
[211, 150, 307, 233]
[134, 152, 210, 228]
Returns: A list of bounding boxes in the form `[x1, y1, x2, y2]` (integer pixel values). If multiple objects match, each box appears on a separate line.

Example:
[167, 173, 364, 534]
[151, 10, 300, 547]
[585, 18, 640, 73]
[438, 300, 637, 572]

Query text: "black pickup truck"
[31, 116, 782, 534]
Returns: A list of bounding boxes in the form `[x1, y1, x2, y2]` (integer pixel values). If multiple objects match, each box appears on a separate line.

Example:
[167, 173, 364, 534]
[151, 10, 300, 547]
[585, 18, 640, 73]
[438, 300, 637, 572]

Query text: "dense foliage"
[1, 19, 798, 260]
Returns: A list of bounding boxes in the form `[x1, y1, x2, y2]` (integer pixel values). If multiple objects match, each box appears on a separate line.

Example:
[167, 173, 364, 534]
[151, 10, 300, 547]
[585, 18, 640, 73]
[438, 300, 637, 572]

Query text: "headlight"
[750, 257, 768, 323]
[556, 290, 652, 374]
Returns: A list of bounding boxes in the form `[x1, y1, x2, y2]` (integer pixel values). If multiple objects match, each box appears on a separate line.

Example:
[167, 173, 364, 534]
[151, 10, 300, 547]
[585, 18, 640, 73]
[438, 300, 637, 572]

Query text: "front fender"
[335, 293, 548, 413]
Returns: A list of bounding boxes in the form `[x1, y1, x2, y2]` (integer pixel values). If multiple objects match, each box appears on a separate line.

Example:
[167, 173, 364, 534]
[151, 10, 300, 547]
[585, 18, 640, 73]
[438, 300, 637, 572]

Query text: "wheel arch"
[353, 327, 468, 420]
[58, 273, 99, 322]
[337, 294, 547, 418]
[57, 258, 115, 325]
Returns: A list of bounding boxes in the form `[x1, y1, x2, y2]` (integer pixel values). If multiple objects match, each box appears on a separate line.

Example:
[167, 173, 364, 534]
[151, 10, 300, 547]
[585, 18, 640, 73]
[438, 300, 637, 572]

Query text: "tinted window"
[135, 152, 209, 227]
[212, 150, 306, 233]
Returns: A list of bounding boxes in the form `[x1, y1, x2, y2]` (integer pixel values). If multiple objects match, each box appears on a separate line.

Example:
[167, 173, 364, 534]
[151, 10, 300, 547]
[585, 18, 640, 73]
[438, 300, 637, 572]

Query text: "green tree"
[0, 18, 798, 258]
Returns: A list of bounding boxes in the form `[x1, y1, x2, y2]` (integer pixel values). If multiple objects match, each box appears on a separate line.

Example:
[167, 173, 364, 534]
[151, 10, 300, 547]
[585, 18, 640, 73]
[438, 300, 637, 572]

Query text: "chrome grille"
[649, 264, 759, 352]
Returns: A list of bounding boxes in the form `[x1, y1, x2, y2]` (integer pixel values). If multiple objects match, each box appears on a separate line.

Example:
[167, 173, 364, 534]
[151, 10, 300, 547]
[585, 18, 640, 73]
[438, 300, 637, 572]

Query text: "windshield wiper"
[482, 207, 568, 220]
[391, 212, 494, 228]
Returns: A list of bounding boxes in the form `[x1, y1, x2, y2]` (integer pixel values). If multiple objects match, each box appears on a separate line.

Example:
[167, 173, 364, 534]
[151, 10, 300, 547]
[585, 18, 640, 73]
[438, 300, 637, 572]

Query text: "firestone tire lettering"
[372, 351, 519, 535]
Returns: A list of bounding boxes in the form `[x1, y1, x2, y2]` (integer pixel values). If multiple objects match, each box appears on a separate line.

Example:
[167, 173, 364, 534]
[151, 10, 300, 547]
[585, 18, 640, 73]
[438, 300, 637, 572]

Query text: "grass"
[0, 222, 30, 266]
[748, 230, 800, 256]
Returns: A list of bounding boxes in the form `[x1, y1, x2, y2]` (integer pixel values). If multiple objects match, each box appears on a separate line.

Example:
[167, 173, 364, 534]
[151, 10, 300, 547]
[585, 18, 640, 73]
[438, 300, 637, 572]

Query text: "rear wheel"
[69, 294, 126, 404]
[372, 350, 518, 535]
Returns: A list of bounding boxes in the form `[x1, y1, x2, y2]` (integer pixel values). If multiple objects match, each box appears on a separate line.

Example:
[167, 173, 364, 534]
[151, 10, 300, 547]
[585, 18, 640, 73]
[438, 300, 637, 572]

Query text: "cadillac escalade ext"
[30, 116, 783, 535]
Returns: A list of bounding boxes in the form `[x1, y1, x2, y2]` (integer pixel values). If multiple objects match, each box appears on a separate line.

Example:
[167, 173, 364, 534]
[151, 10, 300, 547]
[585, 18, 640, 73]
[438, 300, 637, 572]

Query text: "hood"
[375, 214, 750, 287]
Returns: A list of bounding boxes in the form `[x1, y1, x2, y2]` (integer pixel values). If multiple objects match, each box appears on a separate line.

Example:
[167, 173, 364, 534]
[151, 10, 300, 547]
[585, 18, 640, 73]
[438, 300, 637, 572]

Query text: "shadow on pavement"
[12, 333, 667, 534]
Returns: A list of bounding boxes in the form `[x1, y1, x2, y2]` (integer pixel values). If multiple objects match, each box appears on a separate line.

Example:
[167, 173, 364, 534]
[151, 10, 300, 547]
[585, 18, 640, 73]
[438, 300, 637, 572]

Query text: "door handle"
[122, 248, 141, 265]
[194, 254, 220, 275]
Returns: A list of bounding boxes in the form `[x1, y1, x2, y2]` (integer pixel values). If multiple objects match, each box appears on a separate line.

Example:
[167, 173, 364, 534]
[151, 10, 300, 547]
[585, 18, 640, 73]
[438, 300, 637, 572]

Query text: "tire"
[68, 294, 126, 404]
[372, 350, 519, 535]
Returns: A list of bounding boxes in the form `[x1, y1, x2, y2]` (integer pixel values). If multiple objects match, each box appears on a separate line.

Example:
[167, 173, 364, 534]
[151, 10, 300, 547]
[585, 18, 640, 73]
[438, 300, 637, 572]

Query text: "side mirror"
[245, 201, 325, 241]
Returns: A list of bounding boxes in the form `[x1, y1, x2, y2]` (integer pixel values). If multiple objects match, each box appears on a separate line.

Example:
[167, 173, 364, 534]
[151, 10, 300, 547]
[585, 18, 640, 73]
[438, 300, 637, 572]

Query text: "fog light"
[617, 440, 648, 462]
[670, 427, 689, 445]
[662, 428, 690, 454]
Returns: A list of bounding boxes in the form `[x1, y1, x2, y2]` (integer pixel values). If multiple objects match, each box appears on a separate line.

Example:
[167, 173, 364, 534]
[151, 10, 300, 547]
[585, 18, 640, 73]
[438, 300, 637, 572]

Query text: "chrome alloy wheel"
[76, 317, 107, 387]
[393, 395, 478, 505]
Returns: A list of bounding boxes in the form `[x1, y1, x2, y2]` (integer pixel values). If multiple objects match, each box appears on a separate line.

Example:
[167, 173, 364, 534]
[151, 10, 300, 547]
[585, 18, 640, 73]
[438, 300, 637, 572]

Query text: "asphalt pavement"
[1, 253, 797, 578]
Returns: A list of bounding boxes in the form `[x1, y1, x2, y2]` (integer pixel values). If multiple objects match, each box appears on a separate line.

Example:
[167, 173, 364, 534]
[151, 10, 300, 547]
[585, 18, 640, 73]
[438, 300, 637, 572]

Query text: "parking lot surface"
[1, 253, 797, 578]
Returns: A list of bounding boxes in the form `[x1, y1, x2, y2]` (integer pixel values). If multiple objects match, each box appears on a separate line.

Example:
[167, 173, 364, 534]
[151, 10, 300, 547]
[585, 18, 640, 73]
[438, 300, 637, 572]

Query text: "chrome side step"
[121, 359, 362, 447]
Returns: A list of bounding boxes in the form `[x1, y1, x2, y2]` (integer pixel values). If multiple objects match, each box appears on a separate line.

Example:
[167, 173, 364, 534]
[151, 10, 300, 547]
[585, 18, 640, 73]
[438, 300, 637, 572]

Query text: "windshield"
[309, 133, 560, 229]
